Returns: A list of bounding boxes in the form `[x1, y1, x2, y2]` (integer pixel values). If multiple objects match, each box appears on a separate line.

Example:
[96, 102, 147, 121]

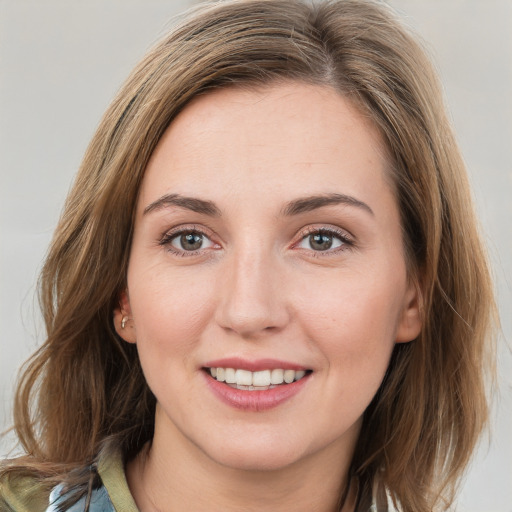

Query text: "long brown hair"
[2, 1, 496, 510]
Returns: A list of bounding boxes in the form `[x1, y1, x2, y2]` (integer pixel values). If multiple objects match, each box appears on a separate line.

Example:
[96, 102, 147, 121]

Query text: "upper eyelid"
[161, 224, 215, 239]
[296, 224, 354, 241]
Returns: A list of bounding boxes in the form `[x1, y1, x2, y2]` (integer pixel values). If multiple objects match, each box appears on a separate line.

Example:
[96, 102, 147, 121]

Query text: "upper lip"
[203, 357, 309, 372]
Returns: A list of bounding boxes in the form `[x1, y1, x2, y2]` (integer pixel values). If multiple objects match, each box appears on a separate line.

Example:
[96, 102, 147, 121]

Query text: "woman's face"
[116, 82, 421, 472]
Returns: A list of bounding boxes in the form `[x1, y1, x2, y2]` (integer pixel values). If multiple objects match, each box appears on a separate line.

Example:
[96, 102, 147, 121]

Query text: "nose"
[215, 247, 290, 338]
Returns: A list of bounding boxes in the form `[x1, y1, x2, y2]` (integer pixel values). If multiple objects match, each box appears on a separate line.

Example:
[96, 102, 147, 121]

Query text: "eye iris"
[310, 233, 333, 251]
[180, 232, 203, 250]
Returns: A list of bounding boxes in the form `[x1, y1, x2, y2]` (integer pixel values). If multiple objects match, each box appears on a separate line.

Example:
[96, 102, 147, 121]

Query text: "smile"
[207, 367, 308, 390]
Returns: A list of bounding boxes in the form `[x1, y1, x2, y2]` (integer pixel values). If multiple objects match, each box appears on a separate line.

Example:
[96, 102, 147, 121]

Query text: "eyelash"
[158, 225, 354, 258]
[159, 225, 218, 257]
[294, 226, 354, 256]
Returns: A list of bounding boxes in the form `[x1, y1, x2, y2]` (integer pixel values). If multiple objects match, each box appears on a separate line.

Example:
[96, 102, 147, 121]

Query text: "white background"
[1, 1, 510, 510]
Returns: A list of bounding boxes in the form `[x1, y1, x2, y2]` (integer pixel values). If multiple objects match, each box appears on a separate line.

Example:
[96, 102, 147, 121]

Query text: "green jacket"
[0, 450, 139, 512]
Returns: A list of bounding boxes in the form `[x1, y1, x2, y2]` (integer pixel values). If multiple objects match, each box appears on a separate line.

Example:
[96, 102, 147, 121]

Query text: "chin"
[213, 451, 302, 473]
[201, 434, 307, 473]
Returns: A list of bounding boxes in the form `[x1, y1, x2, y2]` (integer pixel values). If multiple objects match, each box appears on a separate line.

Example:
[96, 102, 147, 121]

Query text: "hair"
[1, 1, 496, 511]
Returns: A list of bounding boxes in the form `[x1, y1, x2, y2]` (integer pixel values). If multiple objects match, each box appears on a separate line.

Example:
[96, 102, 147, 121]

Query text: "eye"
[160, 228, 217, 255]
[296, 228, 351, 252]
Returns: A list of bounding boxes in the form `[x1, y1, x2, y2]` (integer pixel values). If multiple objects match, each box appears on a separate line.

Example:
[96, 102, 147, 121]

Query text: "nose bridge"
[216, 240, 288, 337]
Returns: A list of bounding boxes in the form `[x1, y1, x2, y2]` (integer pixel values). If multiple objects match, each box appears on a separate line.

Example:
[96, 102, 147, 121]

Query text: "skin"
[115, 82, 422, 512]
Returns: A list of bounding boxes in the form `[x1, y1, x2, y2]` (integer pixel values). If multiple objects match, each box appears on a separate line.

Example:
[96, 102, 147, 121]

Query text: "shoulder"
[0, 472, 116, 512]
[0, 448, 137, 512]
[0, 472, 50, 512]
[47, 448, 138, 512]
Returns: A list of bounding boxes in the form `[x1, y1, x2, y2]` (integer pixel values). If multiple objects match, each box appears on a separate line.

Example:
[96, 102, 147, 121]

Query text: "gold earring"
[121, 316, 129, 329]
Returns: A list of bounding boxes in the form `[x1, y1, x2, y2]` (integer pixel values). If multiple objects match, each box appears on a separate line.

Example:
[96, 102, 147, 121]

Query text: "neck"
[126, 416, 358, 512]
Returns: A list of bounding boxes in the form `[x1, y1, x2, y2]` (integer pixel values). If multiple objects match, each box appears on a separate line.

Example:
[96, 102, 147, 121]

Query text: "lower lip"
[203, 371, 310, 412]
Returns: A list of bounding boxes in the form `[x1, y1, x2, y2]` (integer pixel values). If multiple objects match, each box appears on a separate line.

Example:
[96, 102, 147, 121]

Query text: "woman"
[0, 0, 496, 511]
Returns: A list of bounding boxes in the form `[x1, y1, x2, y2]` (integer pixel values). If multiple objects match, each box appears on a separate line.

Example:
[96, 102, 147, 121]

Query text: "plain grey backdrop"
[1, 1, 511, 510]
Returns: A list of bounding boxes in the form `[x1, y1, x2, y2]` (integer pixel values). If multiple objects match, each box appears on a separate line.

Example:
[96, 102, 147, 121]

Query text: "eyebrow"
[143, 193, 221, 216]
[282, 193, 374, 216]
[143, 192, 373, 218]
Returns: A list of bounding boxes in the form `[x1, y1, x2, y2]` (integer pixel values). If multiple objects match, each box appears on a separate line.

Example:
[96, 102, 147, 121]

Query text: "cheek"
[298, 268, 404, 329]
[126, 261, 217, 361]
[293, 267, 405, 369]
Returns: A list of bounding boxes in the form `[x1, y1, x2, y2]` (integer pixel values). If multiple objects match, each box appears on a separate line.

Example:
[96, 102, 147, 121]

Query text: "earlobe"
[395, 280, 423, 344]
[114, 290, 137, 344]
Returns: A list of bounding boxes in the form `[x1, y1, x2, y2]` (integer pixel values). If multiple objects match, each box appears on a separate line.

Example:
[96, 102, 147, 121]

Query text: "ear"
[113, 289, 137, 344]
[395, 279, 423, 343]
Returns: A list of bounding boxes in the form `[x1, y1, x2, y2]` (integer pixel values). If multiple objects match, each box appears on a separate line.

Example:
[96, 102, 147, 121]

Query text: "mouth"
[202, 358, 313, 411]
[203, 367, 312, 391]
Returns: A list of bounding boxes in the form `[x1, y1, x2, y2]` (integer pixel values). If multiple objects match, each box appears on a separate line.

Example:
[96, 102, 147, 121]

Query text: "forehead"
[139, 82, 393, 215]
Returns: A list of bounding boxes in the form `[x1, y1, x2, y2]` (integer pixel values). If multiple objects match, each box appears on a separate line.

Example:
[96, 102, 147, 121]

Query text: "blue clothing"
[46, 484, 114, 512]
[42, 449, 138, 512]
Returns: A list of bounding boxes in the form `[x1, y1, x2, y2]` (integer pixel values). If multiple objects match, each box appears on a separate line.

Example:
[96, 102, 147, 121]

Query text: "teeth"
[284, 369, 295, 383]
[252, 370, 270, 387]
[209, 367, 308, 388]
[225, 368, 236, 384]
[270, 369, 284, 384]
[236, 369, 253, 386]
